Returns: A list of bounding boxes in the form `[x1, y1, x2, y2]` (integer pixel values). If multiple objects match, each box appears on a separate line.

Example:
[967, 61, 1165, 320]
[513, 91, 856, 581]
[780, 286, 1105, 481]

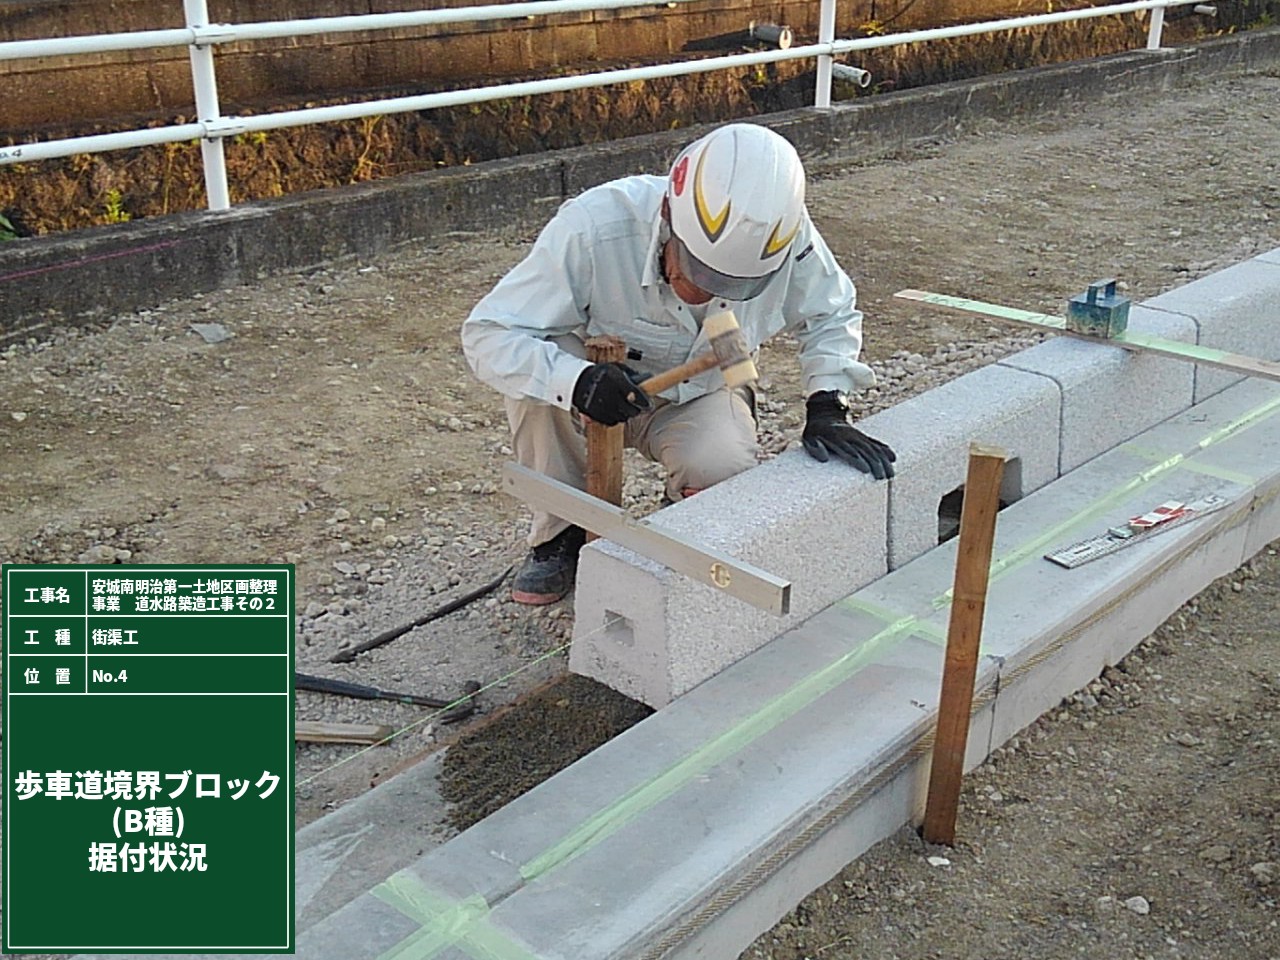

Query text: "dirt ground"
[1, 64, 1277, 957]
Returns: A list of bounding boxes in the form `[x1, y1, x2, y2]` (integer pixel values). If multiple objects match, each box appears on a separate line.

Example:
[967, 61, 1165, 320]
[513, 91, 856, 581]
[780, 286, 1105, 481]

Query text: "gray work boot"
[511, 525, 587, 605]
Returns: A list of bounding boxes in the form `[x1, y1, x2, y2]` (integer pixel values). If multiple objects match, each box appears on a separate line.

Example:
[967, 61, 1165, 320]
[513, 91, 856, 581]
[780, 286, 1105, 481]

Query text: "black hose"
[328, 564, 513, 664]
[296, 672, 483, 723]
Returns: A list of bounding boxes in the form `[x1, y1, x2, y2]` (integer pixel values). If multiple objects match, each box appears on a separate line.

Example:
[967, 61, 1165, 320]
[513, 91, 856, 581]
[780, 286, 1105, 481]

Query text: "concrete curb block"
[575, 247, 1280, 707]
[4, 27, 1279, 339]
[862, 362, 1061, 571]
[997, 305, 1197, 474]
[1142, 256, 1280, 402]
[570, 452, 889, 706]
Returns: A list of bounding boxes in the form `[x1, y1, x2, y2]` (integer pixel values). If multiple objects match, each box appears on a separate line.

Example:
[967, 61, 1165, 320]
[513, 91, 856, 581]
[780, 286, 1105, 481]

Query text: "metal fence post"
[1146, 2, 1167, 48]
[184, 0, 232, 210]
[814, 0, 837, 108]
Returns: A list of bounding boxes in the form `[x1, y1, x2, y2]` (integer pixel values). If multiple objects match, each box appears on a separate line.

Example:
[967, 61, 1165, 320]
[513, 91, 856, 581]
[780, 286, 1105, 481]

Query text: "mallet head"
[703, 310, 758, 389]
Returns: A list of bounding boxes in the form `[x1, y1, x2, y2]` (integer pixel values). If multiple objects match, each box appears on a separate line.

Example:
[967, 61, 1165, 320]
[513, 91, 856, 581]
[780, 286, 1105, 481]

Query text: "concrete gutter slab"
[1117, 377, 1280, 559]
[295, 752, 454, 927]
[261, 375, 1280, 960]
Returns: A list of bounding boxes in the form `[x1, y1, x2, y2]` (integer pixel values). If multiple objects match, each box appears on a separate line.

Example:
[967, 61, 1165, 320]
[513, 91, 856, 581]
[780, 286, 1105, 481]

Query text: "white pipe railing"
[0, 0, 1206, 211]
[814, 0, 838, 108]
[1147, 4, 1168, 47]
[0, 0, 699, 60]
[185, 0, 230, 211]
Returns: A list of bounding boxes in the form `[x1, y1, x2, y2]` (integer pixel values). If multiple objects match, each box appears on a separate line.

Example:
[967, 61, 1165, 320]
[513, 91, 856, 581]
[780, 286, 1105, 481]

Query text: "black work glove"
[571, 362, 653, 426]
[802, 390, 896, 480]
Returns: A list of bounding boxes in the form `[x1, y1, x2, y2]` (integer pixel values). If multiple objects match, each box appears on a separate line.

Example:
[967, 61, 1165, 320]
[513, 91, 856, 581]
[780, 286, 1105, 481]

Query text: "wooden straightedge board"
[895, 289, 1280, 384]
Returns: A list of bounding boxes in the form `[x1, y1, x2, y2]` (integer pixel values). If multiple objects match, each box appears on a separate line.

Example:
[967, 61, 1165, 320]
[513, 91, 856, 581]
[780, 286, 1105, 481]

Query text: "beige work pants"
[506, 338, 758, 546]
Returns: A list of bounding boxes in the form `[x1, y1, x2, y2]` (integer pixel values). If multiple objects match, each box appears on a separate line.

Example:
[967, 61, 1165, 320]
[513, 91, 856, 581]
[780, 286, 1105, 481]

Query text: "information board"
[3, 564, 294, 953]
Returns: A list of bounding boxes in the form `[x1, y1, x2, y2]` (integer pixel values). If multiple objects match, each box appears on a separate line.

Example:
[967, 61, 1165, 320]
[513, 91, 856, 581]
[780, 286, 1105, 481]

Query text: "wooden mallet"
[636, 310, 757, 396]
[583, 311, 756, 523]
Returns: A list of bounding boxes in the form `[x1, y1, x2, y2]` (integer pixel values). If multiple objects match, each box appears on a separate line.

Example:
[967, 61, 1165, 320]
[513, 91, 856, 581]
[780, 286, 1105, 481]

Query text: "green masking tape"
[371, 873, 536, 960]
[840, 596, 946, 642]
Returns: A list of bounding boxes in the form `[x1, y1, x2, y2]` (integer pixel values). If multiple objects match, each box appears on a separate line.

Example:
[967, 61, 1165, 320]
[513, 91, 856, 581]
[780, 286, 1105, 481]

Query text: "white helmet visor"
[669, 231, 779, 302]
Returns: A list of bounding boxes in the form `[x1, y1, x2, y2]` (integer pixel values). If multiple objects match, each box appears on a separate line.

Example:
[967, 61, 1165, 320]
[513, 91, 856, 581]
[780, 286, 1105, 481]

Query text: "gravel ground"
[1, 62, 1277, 957]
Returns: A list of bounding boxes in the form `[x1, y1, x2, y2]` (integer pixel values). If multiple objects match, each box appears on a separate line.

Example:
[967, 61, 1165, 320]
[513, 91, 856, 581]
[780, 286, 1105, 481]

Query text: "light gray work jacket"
[461, 174, 875, 409]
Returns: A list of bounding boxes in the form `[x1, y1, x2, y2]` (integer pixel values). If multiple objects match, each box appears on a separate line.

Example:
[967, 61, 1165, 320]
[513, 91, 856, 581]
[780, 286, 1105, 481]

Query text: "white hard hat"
[665, 123, 806, 301]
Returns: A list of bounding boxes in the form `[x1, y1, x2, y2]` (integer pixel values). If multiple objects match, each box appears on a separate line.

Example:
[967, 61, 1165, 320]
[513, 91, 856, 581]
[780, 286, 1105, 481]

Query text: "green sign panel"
[3, 565, 294, 953]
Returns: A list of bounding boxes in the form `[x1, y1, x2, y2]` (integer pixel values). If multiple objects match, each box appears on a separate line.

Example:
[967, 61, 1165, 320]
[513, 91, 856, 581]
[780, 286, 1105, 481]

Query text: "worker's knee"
[666, 431, 757, 494]
[678, 453, 757, 492]
[652, 388, 757, 495]
[505, 395, 586, 479]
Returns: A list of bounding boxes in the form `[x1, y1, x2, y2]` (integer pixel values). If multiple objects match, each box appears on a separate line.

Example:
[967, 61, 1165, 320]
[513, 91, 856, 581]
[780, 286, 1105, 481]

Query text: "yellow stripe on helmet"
[693, 148, 730, 243]
[761, 219, 800, 259]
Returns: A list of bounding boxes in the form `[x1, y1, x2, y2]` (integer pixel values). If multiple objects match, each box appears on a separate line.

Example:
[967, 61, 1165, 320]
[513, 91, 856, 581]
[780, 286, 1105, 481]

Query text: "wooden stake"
[584, 335, 627, 541]
[922, 442, 1007, 846]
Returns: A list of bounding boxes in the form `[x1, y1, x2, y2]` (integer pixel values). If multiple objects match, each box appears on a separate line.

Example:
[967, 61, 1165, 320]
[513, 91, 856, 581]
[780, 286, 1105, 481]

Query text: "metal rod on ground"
[923, 442, 1007, 846]
[584, 335, 627, 541]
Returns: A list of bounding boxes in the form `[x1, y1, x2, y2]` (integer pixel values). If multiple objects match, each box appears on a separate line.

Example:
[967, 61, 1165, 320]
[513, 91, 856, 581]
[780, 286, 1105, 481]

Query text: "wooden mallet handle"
[640, 310, 757, 396]
[640, 353, 722, 396]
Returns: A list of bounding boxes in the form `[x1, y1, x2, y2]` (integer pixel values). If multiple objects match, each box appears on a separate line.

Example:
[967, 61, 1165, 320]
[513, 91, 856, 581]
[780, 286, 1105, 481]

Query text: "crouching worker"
[462, 123, 895, 605]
